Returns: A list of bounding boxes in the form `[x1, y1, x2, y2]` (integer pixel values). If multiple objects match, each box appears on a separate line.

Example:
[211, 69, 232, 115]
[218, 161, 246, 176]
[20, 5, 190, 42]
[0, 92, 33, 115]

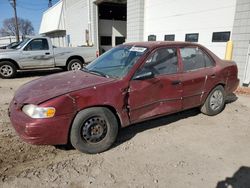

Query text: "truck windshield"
[15, 38, 30, 49]
[86, 45, 148, 78]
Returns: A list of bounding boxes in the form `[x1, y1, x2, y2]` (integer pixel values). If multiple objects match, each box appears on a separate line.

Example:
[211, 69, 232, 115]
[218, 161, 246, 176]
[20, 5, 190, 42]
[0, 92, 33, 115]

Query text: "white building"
[39, 0, 250, 86]
[0, 36, 27, 47]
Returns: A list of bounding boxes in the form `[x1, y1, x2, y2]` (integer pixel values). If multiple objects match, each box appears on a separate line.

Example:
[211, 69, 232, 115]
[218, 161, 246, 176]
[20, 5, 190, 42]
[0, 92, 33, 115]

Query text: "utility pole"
[48, 0, 52, 8]
[9, 0, 20, 42]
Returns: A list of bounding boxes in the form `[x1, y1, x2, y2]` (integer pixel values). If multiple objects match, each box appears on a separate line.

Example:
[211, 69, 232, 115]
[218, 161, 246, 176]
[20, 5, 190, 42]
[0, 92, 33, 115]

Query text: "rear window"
[180, 47, 214, 71]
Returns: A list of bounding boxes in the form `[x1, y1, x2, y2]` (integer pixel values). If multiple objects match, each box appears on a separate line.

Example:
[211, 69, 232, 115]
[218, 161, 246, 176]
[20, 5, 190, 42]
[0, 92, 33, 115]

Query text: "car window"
[86, 45, 148, 78]
[180, 47, 207, 71]
[137, 48, 178, 76]
[15, 38, 30, 49]
[203, 52, 214, 67]
[25, 39, 49, 51]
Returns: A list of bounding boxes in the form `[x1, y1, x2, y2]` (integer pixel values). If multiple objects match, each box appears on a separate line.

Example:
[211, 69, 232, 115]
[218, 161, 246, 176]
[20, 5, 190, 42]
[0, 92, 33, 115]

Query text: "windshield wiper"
[82, 67, 89, 72]
[89, 69, 110, 78]
[82, 67, 109, 78]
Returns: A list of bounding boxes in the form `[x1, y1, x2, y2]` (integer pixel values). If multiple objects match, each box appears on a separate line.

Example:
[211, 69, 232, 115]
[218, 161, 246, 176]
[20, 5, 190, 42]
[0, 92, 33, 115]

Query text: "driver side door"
[20, 38, 54, 68]
[128, 47, 182, 123]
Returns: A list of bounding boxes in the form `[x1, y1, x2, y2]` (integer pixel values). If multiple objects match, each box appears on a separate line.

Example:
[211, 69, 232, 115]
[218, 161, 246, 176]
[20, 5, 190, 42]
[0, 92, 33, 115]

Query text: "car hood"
[0, 49, 19, 57]
[0, 49, 17, 53]
[14, 70, 115, 104]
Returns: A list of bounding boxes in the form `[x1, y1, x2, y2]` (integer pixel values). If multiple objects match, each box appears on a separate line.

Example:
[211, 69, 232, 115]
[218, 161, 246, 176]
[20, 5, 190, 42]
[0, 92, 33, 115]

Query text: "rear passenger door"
[180, 46, 216, 110]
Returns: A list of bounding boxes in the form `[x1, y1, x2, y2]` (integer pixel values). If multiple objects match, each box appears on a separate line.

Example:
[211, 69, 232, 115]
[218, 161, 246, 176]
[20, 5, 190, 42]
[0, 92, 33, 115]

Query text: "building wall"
[91, 1, 98, 48]
[39, 0, 249, 85]
[144, 0, 237, 59]
[0, 36, 17, 47]
[39, 1, 65, 34]
[62, 0, 98, 47]
[127, 0, 144, 42]
[0, 36, 33, 47]
[63, 0, 89, 46]
[232, 0, 250, 84]
[45, 31, 67, 47]
[99, 19, 127, 51]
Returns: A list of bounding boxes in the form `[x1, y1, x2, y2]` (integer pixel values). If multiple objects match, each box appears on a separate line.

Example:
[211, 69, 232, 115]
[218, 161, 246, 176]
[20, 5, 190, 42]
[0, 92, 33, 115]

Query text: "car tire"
[70, 107, 118, 154]
[67, 59, 83, 71]
[200, 85, 225, 116]
[0, 61, 17, 79]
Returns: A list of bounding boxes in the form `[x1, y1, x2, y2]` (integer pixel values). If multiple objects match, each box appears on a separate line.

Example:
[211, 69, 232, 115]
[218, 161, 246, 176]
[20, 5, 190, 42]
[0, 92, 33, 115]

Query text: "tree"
[0, 17, 34, 37]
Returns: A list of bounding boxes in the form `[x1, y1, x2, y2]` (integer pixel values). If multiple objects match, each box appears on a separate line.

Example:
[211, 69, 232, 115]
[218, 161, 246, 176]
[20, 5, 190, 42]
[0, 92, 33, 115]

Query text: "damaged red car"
[9, 42, 239, 154]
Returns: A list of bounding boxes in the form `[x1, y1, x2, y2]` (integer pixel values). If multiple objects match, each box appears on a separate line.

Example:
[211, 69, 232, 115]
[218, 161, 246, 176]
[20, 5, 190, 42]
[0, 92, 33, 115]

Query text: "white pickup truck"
[0, 36, 98, 78]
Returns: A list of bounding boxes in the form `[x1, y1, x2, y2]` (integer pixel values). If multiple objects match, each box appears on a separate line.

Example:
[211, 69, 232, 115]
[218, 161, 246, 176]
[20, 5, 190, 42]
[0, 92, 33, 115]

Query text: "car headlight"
[22, 104, 56, 119]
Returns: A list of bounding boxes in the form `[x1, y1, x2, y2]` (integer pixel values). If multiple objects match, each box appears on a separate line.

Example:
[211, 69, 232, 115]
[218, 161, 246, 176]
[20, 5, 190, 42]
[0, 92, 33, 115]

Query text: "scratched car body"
[9, 41, 239, 154]
[0, 36, 97, 78]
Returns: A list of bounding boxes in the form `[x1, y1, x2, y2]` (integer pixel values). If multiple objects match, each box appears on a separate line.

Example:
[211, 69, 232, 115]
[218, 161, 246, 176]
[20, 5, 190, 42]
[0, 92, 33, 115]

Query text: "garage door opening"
[97, 1, 127, 54]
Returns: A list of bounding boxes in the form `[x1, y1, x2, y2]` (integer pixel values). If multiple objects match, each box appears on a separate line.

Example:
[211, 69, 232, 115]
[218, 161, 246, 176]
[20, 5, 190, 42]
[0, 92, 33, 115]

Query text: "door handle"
[45, 52, 50, 55]
[172, 80, 181, 85]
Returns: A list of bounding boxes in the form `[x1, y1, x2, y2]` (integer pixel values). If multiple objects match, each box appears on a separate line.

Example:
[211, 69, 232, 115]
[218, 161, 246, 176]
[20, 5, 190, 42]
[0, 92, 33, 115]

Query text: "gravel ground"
[0, 70, 250, 188]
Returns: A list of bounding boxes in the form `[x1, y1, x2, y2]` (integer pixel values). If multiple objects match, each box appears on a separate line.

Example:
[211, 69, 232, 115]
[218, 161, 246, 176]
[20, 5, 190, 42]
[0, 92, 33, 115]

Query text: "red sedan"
[9, 42, 239, 154]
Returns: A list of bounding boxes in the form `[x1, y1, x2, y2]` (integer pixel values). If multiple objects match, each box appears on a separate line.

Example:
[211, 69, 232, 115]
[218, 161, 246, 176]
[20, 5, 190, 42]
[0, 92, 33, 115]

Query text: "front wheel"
[0, 61, 17, 79]
[200, 85, 225, 116]
[67, 59, 83, 71]
[70, 107, 118, 154]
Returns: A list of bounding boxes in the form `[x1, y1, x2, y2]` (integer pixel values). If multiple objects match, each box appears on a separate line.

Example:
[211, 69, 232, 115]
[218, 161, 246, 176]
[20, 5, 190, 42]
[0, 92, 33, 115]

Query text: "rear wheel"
[70, 107, 118, 154]
[200, 85, 225, 116]
[67, 59, 83, 71]
[0, 61, 17, 79]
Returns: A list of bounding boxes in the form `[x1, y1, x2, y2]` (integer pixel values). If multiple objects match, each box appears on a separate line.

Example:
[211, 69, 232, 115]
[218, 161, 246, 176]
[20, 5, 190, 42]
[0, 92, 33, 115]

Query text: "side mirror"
[134, 71, 154, 80]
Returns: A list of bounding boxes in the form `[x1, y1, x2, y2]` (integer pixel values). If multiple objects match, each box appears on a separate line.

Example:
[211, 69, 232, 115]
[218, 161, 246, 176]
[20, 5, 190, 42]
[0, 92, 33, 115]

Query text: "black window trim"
[164, 34, 175, 41]
[212, 31, 231, 42]
[185, 33, 199, 42]
[148, 35, 157, 41]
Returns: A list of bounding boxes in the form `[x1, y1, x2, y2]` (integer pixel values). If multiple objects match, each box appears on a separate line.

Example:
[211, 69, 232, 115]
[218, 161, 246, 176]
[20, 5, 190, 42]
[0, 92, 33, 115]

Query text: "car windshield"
[86, 45, 148, 78]
[7, 42, 21, 49]
[15, 38, 30, 49]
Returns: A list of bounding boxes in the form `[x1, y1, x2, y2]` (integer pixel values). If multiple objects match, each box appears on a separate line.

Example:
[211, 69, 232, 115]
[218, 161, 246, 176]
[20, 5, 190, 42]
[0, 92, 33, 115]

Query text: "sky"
[0, 0, 60, 34]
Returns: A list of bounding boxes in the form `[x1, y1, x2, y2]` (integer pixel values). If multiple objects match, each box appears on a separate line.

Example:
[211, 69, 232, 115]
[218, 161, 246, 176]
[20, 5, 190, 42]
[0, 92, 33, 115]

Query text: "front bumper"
[9, 100, 74, 145]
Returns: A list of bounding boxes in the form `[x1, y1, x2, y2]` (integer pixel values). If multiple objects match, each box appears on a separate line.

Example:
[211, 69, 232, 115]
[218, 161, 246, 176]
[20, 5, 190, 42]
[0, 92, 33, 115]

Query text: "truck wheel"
[0, 61, 17, 79]
[67, 59, 83, 71]
[70, 107, 118, 154]
[200, 85, 225, 116]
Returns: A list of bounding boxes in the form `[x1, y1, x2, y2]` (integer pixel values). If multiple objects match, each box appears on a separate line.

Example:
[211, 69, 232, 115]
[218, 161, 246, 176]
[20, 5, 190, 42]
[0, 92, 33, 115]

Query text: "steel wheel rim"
[71, 62, 82, 70]
[81, 117, 107, 143]
[0, 65, 13, 77]
[210, 90, 223, 111]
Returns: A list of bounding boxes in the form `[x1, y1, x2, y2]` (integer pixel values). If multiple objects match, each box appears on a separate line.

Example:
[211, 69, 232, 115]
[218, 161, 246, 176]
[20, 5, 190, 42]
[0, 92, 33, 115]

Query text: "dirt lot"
[0, 70, 250, 188]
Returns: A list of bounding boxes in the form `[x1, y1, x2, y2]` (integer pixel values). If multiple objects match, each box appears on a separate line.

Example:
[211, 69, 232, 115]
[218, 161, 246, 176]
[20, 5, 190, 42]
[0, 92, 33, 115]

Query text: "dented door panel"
[128, 74, 182, 123]
[181, 70, 206, 110]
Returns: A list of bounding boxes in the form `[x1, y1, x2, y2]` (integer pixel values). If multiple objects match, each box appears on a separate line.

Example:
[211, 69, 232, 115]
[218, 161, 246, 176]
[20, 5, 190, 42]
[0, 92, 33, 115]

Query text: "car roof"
[123, 41, 201, 49]
[123, 41, 221, 61]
